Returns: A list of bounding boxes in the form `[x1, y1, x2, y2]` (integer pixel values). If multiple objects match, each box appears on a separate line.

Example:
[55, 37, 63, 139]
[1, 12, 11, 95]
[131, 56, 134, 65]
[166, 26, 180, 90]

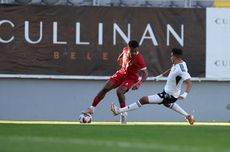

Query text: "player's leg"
[84, 78, 119, 115]
[116, 78, 141, 124]
[160, 93, 189, 118]
[110, 96, 146, 115]
[110, 94, 163, 115]
[116, 79, 139, 124]
[163, 103, 188, 117]
[116, 79, 138, 108]
[123, 94, 163, 112]
[163, 103, 195, 125]
[92, 80, 116, 106]
[116, 85, 128, 108]
[116, 85, 129, 124]
[85, 71, 124, 114]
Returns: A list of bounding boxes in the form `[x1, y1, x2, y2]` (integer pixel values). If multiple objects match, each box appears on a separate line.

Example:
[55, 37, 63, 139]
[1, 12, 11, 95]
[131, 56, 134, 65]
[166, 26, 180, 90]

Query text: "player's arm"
[162, 68, 171, 76]
[178, 69, 192, 100]
[185, 79, 192, 93]
[117, 52, 124, 66]
[132, 68, 148, 90]
[140, 68, 148, 82]
[154, 68, 171, 81]
[178, 79, 192, 100]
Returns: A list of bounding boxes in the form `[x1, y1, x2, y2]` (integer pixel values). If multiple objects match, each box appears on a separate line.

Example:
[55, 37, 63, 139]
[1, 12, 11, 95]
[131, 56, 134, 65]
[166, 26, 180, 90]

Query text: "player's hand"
[132, 80, 142, 90]
[153, 74, 163, 81]
[178, 96, 184, 100]
[132, 83, 140, 90]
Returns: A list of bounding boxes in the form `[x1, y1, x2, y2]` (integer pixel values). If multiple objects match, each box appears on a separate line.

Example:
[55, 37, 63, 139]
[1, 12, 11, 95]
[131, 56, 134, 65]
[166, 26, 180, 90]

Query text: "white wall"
[0, 78, 230, 122]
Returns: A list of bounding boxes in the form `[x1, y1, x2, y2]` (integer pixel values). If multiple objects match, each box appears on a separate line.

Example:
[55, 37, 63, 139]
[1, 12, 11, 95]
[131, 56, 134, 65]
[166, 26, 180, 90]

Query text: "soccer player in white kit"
[110, 48, 195, 125]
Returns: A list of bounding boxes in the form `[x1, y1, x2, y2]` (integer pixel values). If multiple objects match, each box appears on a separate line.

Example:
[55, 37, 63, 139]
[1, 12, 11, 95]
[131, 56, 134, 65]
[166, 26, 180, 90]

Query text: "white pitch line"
[0, 120, 230, 126]
[0, 136, 224, 152]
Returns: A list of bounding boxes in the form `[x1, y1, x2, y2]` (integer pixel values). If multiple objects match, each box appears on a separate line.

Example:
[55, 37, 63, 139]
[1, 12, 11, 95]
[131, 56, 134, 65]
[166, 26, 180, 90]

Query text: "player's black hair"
[172, 48, 183, 56]
[128, 40, 139, 49]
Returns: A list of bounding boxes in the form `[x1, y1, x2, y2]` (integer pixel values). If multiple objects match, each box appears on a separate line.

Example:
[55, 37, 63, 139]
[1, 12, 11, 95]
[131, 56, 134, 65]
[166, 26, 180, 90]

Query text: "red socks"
[92, 96, 100, 107]
[119, 100, 126, 108]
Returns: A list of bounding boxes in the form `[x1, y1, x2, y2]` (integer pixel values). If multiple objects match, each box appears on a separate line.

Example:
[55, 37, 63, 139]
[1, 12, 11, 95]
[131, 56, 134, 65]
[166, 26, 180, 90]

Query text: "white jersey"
[164, 61, 191, 98]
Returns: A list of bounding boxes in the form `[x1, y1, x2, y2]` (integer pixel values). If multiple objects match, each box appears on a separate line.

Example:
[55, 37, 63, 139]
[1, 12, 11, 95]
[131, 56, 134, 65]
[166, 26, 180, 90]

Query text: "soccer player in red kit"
[83, 40, 148, 123]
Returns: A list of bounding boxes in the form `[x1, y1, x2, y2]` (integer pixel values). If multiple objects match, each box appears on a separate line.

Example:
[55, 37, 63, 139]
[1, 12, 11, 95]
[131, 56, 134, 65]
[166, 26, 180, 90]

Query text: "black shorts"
[157, 90, 177, 104]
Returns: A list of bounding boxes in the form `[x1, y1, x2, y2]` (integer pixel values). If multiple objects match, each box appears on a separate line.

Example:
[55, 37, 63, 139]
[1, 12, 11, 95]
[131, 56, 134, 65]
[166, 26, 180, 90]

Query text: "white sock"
[119, 101, 142, 113]
[170, 103, 188, 117]
[89, 106, 95, 112]
[90, 106, 95, 110]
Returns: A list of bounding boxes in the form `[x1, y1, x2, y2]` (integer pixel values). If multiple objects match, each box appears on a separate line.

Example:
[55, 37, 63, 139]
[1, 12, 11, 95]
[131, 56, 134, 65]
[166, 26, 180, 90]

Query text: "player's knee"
[139, 96, 149, 105]
[116, 88, 126, 96]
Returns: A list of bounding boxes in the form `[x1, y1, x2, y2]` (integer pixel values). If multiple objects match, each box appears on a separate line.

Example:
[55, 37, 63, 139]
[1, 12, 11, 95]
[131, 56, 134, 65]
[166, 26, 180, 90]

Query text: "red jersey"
[118, 47, 146, 80]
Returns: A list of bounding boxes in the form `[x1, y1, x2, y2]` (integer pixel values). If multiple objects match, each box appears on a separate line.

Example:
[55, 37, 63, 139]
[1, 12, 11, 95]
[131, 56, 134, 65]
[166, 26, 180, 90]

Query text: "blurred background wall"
[0, 78, 230, 122]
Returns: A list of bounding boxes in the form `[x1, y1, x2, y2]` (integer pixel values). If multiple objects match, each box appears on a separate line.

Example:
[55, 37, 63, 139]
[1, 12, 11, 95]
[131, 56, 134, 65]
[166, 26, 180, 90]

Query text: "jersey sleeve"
[137, 54, 147, 70]
[179, 63, 191, 80]
[181, 72, 191, 80]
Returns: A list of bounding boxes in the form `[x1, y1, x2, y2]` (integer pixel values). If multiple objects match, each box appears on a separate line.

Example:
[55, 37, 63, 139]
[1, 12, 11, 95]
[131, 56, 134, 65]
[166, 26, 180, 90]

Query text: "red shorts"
[109, 71, 138, 89]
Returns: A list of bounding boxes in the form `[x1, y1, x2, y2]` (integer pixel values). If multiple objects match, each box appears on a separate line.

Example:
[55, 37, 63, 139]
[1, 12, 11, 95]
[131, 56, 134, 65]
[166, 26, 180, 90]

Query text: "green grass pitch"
[0, 121, 230, 152]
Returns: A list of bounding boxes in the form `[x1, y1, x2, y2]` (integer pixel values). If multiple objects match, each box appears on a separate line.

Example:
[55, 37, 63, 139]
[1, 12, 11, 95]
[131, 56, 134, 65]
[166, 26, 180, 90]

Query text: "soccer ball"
[79, 113, 92, 123]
